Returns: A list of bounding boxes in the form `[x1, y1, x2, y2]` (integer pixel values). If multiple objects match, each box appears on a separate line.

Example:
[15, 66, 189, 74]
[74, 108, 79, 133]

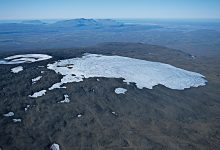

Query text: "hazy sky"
[0, 0, 220, 20]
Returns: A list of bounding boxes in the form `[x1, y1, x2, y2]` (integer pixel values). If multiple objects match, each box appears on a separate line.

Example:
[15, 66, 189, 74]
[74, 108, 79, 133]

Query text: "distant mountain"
[96, 19, 124, 27]
[21, 20, 45, 25]
[53, 18, 124, 27]
[53, 18, 97, 27]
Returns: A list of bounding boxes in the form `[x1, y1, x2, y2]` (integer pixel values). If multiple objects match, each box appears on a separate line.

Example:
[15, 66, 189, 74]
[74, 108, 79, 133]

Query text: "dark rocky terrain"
[0, 43, 220, 150]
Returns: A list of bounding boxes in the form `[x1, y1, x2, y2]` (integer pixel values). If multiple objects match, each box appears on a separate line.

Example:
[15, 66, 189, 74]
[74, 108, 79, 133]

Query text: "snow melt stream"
[47, 54, 207, 90]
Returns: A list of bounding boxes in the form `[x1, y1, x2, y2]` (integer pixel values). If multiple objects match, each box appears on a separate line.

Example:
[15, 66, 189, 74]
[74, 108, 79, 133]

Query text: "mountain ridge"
[52, 18, 124, 27]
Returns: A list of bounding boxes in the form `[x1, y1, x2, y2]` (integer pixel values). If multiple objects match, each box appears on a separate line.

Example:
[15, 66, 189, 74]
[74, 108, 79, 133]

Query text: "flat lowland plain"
[0, 43, 220, 150]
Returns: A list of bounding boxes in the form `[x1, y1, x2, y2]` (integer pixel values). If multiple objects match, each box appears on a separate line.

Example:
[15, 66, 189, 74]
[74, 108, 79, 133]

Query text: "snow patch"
[11, 66, 23, 73]
[29, 90, 46, 98]
[24, 105, 30, 111]
[50, 143, 60, 150]
[77, 114, 82, 118]
[0, 54, 52, 64]
[115, 88, 127, 94]
[58, 94, 70, 103]
[47, 54, 207, 90]
[13, 119, 21, 122]
[32, 76, 42, 84]
[191, 55, 196, 59]
[112, 111, 117, 115]
[49, 83, 66, 90]
[3, 112, 14, 117]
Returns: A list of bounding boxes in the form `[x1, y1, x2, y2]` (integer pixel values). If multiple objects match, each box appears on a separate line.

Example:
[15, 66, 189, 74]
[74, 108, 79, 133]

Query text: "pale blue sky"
[0, 0, 220, 19]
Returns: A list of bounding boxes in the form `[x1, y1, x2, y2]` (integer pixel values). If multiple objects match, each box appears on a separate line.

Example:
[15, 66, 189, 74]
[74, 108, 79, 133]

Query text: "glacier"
[47, 54, 207, 90]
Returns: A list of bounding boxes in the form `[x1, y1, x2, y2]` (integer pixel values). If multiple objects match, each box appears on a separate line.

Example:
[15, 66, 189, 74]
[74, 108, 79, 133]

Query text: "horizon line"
[1, 17, 220, 21]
